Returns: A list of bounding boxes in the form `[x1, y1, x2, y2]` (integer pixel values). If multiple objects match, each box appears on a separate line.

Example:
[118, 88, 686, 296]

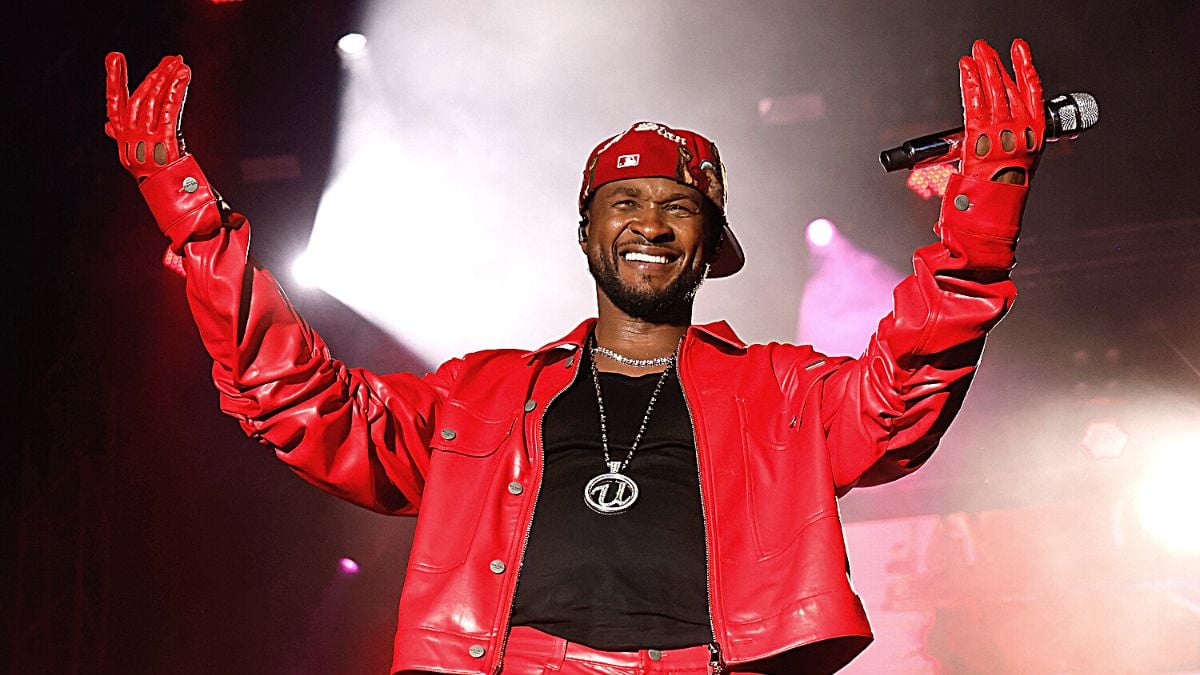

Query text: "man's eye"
[613, 200, 637, 208]
[666, 204, 696, 215]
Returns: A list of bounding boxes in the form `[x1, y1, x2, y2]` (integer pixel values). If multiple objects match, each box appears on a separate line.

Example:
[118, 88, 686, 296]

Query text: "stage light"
[1135, 434, 1200, 555]
[337, 33, 368, 58]
[162, 247, 186, 278]
[757, 92, 826, 125]
[338, 557, 360, 574]
[806, 218, 836, 248]
[291, 250, 322, 289]
[1079, 419, 1129, 459]
[796, 219, 904, 356]
[906, 163, 955, 200]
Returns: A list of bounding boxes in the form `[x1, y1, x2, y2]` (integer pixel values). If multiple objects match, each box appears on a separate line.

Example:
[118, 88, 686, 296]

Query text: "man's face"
[581, 177, 715, 322]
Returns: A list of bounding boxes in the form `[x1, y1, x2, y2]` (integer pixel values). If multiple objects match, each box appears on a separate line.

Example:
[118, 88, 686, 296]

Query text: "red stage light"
[162, 247, 186, 278]
[906, 162, 956, 200]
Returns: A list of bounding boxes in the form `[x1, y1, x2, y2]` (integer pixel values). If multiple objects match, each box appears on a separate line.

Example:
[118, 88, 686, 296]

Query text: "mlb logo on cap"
[616, 154, 640, 168]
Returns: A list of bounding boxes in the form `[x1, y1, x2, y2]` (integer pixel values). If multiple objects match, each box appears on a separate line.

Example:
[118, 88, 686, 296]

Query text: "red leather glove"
[958, 39, 1045, 185]
[105, 52, 228, 255]
[104, 52, 191, 183]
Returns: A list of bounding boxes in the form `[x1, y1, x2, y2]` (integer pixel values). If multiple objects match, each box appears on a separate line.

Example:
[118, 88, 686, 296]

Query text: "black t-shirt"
[509, 348, 713, 651]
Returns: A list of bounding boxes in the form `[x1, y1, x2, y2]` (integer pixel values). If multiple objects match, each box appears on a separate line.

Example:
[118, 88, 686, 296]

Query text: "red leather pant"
[500, 626, 724, 674]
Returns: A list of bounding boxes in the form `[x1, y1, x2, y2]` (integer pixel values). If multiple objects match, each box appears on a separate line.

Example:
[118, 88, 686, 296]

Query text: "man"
[104, 38, 1044, 674]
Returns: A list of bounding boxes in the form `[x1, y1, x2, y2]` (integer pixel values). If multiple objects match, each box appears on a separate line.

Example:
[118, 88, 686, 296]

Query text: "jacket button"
[489, 559, 506, 574]
[507, 481, 523, 495]
[524, 399, 537, 412]
[647, 649, 663, 661]
[953, 194, 970, 211]
[565, 355, 575, 368]
[182, 176, 199, 193]
[468, 645, 486, 658]
[440, 428, 456, 441]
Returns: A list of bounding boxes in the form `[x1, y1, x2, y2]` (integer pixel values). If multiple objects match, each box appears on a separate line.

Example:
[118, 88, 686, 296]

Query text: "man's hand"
[105, 52, 191, 183]
[958, 39, 1045, 186]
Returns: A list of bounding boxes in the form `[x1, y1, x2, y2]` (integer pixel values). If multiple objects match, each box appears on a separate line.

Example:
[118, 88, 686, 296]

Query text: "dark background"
[10, 1, 1200, 673]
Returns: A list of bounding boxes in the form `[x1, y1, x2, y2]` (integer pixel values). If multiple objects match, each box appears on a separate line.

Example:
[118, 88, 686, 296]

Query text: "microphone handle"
[880, 93, 1095, 173]
[879, 127, 965, 173]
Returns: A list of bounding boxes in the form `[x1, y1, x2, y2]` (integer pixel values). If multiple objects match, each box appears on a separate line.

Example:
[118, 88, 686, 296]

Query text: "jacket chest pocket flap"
[411, 403, 517, 572]
[430, 401, 517, 457]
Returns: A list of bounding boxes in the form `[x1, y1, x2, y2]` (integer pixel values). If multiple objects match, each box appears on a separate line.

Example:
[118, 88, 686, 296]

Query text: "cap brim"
[707, 223, 744, 278]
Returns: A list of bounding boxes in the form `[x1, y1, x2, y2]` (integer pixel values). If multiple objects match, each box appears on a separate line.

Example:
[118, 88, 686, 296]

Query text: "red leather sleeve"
[144, 158, 445, 515]
[821, 172, 1026, 492]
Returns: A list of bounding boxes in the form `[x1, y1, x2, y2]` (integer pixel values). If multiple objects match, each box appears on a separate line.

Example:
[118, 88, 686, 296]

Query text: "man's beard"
[587, 250, 707, 323]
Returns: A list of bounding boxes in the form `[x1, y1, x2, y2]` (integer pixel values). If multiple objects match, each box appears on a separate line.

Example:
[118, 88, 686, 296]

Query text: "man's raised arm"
[812, 39, 1045, 492]
[104, 52, 442, 515]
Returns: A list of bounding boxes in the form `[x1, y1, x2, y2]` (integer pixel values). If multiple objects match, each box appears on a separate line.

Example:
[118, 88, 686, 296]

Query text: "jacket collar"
[524, 318, 596, 357]
[688, 320, 747, 350]
[523, 318, 746, 357]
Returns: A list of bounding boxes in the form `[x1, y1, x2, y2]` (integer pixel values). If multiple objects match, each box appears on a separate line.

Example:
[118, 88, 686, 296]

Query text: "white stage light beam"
[1136, 434, 1200, 555]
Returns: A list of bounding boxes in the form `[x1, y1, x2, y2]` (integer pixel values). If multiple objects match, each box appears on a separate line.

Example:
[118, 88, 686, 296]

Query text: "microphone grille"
[1053, 92, 1100, 132]
[1072, 93, 1100, 129]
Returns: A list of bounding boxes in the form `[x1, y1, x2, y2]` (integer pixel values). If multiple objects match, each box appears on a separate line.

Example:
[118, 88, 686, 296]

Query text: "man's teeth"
[623, 252, 670, 264]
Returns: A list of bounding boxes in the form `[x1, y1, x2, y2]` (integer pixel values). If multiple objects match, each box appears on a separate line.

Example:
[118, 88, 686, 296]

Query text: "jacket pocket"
[409, 402, 517, 572]
[738, 397, 823, 560]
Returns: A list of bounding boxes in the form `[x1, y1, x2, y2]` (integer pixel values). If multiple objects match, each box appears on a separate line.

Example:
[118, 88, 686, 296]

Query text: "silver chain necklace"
[591, 344, 675, 368]
[583, 340, 677, 515]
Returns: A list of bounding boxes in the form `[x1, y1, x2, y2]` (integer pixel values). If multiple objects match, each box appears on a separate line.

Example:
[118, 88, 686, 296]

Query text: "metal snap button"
[953, 194, 970, 211]
[507, 481, 523, 495]
[524, 399, 537, 412]
[468, 645, 486, 658]
[647, 649, 663, 661]
[182, 176, 199, 193]
[489, 559, 506, 574]
[440, 428, 456, 441]
[565, 355, 575, 368]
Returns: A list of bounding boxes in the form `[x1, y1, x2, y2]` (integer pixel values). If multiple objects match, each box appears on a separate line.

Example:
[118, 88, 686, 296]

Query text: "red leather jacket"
[139, 156, 1026, 673]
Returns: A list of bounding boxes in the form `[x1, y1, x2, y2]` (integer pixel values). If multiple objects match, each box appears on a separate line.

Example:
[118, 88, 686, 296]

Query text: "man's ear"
[577, 216, 589, 247]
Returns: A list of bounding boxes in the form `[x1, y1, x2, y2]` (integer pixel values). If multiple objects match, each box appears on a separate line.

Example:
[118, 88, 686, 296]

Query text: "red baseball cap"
[578, 121, 745, 278]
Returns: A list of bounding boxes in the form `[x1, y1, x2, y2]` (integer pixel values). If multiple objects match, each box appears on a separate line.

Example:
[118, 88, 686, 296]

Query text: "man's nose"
[630, 207, 672, 241]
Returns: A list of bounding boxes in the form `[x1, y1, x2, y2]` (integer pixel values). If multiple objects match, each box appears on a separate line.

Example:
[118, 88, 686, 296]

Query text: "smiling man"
[106, 38, 1045, 674]
[579, 125, 738, 353]
[584, 177, 715, 325]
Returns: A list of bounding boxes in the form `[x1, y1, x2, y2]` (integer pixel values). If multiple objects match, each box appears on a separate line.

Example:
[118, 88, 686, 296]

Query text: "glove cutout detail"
[958, 39, 1045, 186]
[105, 52, 191, 183]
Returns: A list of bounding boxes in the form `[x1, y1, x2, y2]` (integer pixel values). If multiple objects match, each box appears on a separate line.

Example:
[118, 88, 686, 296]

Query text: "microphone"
[879, 92, 1099, 172]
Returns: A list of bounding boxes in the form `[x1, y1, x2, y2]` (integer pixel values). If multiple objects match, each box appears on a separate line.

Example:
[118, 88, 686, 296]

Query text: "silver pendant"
[584, 465, 639, 515]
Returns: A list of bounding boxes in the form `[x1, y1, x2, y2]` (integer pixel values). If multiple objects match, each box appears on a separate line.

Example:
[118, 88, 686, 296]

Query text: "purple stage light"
[796, 219, 904, 357]
[806, 219, 836, 248]
[338, 557, 360, 574]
